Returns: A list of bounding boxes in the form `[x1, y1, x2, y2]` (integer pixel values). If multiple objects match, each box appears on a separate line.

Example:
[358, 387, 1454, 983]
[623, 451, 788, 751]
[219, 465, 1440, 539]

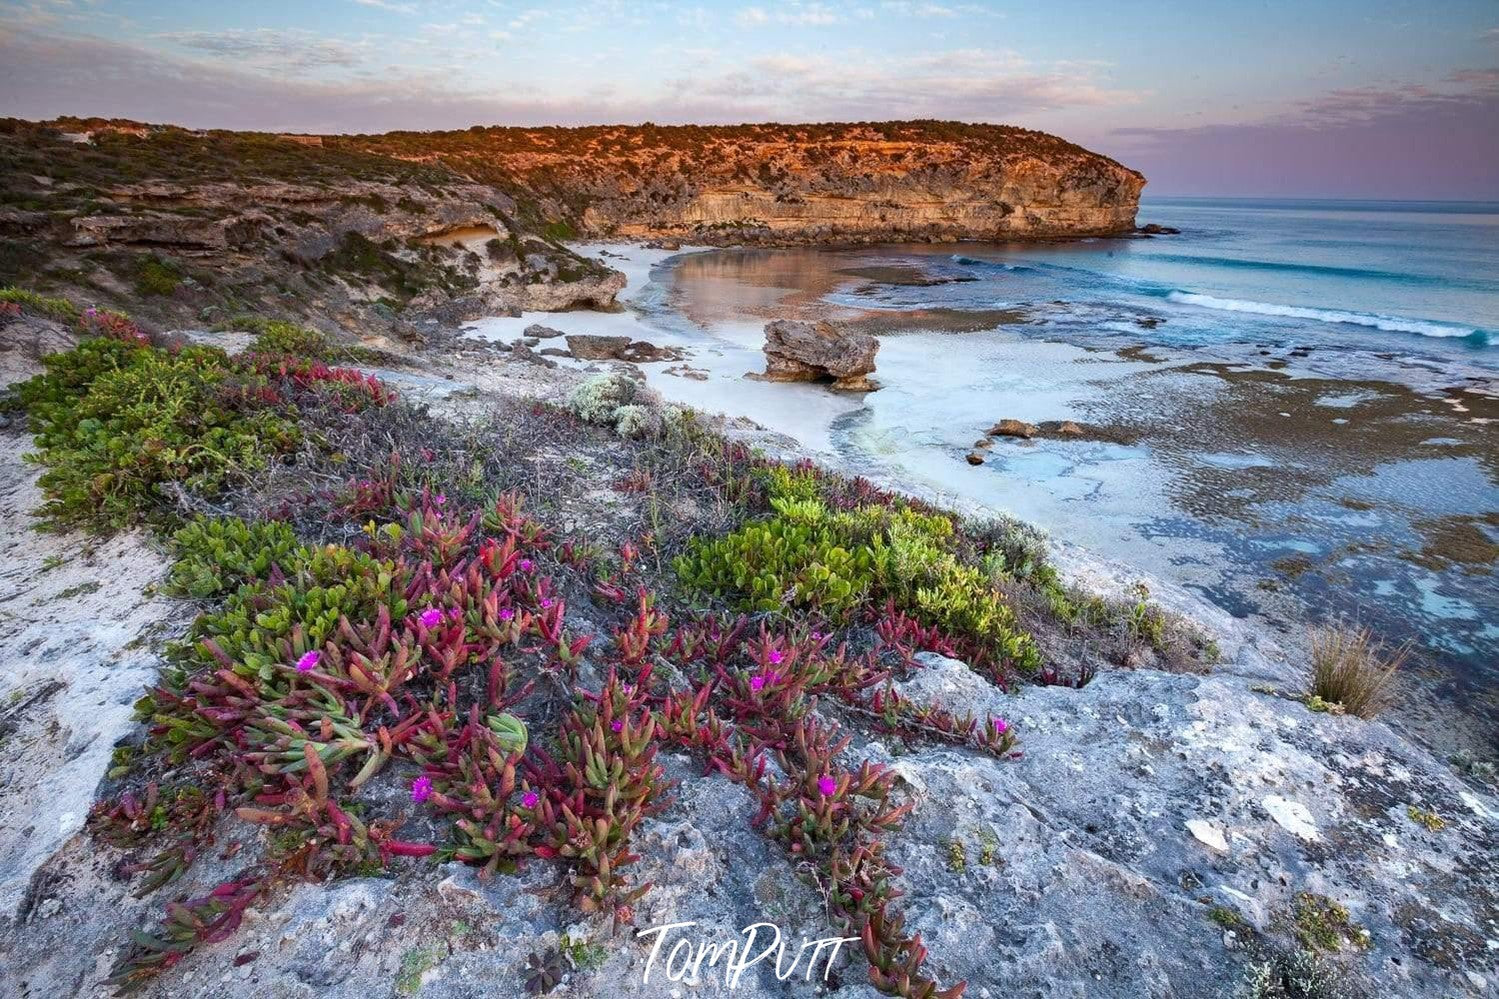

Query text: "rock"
[563, 334, 682, 363]
[538, 347, 570, 358]
[987, 418, 1037, 439]
[973, 438, 993, 449]
[761, 319, 879, 391]
[1052, 420, 1085, 437]
[522, 324, 566, 339]
[508, 343, 556, 368]
[1137, 223, 1181, 235]
[1185, 818, 1230, 853]
[68, 212, 268, 250]
[565, 334, 632, 360]
[966, 452, 985, 465]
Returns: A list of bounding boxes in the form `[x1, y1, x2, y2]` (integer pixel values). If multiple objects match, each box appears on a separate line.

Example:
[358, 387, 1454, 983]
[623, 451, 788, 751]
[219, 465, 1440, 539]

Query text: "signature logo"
[637, 920, 859, 989]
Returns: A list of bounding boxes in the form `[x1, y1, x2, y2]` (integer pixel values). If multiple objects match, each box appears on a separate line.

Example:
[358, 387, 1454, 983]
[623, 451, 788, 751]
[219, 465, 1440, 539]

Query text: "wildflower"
[541, 598, 554, 609]
[434, 493, 446, 506]
[518, 558, 534, 572]
[419, 608, 443, 628]
[767, 649, 784, 666]
[992, 717, 1009, 736]
[750, 674, 767, 692]
[410, 776, 433, 803]
[295, 650, 320, 673]
[810, 630, 823, 641]
[521, 791, 539, 809]
[499, 607, 515, 621]
[817, 775, 837, 797]
[611, 719, 623, 733]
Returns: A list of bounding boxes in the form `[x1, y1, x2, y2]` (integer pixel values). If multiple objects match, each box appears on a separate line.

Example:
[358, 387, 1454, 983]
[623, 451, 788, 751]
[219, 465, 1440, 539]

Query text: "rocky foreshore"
[0, 307, 1494, 999]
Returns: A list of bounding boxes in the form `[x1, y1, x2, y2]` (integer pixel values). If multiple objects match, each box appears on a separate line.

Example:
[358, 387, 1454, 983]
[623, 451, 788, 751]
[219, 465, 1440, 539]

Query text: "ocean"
[466, 198, 1499, 733]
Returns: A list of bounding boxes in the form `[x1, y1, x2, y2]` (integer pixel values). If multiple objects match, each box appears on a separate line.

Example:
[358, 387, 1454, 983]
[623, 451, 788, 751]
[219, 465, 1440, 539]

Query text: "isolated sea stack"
[761, 319, 879, 391]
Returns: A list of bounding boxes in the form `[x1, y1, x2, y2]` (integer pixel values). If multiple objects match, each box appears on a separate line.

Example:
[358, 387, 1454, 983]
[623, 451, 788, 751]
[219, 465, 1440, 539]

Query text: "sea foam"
[1165, 291, 1489, 344]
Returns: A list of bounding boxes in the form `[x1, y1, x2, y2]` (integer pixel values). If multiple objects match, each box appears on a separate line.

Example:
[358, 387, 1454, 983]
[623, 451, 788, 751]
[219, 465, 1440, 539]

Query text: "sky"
[2, 0, 1497, 198]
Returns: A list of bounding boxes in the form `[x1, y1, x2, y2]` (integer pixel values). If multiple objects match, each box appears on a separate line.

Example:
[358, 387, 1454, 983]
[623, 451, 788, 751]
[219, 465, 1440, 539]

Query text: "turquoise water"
[829, 197, 1499, 355]
[624, 199, 1499, 708]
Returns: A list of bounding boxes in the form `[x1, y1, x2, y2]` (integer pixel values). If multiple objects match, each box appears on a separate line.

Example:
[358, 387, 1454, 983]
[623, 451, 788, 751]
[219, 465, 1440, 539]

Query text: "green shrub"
[166, 516, 302, 599]
[0, 286, 80, 322]
[676, 485, 1040, 670]
[179, 541, 407, 681]
[2, 336, 142, 413]
[567, 372, 638, 425]
[15, 342, 300, 529]
[135, 256, 182, 297]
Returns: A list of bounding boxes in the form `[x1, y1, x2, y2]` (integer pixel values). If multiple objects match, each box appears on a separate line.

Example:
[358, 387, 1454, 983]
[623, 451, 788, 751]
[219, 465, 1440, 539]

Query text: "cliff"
[0, 118, 1142, 338]
[341, 120, 1146, 244]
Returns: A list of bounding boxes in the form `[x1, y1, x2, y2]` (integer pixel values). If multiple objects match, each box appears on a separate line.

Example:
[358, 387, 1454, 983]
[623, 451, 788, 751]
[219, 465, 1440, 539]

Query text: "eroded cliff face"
[345, 121, 1145, 245]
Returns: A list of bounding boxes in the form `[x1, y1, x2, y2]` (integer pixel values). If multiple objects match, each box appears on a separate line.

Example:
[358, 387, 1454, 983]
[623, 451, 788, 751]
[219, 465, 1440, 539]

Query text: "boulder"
[761, 319, 879, 391]
[1137, 223, 1181, 235]
[564, 334, 683, 363]
[987, 418, 1037, 439]
[522, 323, 566, 339]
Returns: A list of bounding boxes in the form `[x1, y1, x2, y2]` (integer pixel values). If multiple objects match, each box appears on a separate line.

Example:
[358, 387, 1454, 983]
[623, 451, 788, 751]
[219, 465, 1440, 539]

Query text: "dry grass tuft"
[1308, 623, 1409, 719]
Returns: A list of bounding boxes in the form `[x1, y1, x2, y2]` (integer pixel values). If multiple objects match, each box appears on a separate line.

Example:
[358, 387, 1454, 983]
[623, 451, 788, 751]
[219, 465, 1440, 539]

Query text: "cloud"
[1108, 70, 1499, 198]
[352, 0, 416, 13]
[679, 48, 1138, 119]
[735, 4, 841, 27]
[158, 29, 367, 72]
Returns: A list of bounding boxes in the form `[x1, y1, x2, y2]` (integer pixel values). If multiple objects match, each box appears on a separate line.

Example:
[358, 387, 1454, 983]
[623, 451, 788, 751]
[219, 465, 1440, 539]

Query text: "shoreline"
[459, 240, 1497, 757]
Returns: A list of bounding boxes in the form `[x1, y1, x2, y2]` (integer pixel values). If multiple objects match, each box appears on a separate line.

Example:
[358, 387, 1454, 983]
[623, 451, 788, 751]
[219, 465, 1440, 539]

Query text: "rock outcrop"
[761, 319, 879, 391]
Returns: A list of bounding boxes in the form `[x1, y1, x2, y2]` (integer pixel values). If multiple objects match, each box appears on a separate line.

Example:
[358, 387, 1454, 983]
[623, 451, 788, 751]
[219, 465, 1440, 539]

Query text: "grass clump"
[1307, 623, 1407, 719]
[1238, 949, 1347, 999]
[135, 255, 182, 297]
[1291, 892, 1369, 953]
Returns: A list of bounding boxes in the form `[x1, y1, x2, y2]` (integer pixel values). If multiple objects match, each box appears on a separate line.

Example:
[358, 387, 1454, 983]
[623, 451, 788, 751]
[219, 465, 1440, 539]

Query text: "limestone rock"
[761, 319, 879, 391]
[987, 418, 1037, 439]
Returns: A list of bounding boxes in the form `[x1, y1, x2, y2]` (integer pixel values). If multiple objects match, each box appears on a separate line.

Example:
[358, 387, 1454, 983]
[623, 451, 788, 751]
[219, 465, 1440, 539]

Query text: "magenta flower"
[541, 598, 554, 609]
[992, 718, 1009, 736]
[817, 775, 837, 797]
[448, 607, 462, 620]
[419, 608, 443, 628]
[499, 607, 515, 621]
[611, 719, 623, 733]
[749, 674, 767, 692]
[295, 650, 320, 673]
[518, 558, 534, 572]
[435, 493, 446, 506]
[767, 649, 784, 665]
[410, 776, 433, 803]
[522, 791, 539, 809]
[810, 630, 823, 641]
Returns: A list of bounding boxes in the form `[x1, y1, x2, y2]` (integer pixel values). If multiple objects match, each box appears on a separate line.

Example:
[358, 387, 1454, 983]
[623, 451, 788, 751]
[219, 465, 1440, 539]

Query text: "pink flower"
[810, 630, 823, 641]
[992, 718, 1009, 736]
[419, 608, 443, 628]
[521, 791, 539, 809]
[499, 607, 515, 621]
[410, 776, 433, 803]
[541, 598, 554, 609]
[448, 607, 462, 620]
[518, 558, 534, 572]
[767, 649, 784, 665]
[434, 493, 446, 506]
[295, 650, 320, 673]
[817, 775, 837, 797]
[749, 674, 767, 692]
[611, 719, 623, 733]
